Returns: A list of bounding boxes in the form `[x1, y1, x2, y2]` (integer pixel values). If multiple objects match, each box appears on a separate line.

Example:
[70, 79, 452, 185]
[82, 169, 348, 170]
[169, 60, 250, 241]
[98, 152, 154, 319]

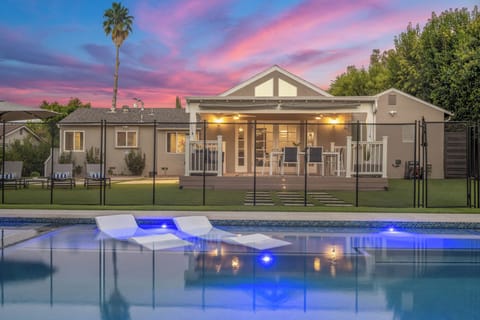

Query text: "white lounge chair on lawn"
[173, 216, 291, 250]
[95, 214, 191, 250]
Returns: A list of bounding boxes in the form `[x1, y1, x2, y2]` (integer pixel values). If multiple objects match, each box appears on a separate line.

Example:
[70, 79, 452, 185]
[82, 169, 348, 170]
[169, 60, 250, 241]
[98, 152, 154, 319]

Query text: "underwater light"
[259, 253, 274, 266]
[388, 227, 395, 232]
[161, 223, 168, 229]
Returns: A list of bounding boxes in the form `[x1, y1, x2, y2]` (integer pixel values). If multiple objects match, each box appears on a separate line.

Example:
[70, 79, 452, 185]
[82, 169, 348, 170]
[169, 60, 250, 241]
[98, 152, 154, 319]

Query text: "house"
[58, 65, 452, 184]
[185, 65, 451, 179]
[59, 106, 191, 176]
[0, 123, 43, 145]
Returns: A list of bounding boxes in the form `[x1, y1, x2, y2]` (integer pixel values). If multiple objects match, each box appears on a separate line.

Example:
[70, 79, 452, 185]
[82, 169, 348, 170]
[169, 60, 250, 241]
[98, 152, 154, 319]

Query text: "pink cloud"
[198, 0, 388, 70]
[135, 0, 232, 54]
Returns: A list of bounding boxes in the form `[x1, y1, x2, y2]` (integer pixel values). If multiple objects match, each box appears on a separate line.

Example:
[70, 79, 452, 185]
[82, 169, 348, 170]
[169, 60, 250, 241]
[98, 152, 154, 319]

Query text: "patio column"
[189, 111, 197, 140]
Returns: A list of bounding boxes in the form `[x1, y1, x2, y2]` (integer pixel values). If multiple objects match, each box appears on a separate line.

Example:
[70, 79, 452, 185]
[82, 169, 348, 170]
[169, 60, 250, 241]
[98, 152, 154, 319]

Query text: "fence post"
[152, 120, 157, 205]
[304, 120, 308, 207]
[355, 122, 360, 207]
[382, 136, 388, 178]
[253, 120, 257, 206]
[346, 136, 352, 178]
[217, 135, 223, 177]
[99, 120, 104, 205]
[1, 121, 5, 204]
[184, 135, 190, 176]
[202, 120, 206, 206]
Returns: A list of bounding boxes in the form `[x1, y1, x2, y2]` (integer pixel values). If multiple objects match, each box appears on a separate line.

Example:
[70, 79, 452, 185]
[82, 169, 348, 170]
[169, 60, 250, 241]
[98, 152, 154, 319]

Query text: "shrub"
[59, 151, 73, 164]
[124, 150, 145, 175]
[3, 138, 50, 176]
[86, 147, 101, 163]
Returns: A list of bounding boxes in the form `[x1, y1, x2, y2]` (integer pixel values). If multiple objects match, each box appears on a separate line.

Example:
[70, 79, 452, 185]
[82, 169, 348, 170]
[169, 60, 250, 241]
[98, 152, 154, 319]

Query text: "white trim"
[219, 65, 333, 97]
[376, 88, 453, 116]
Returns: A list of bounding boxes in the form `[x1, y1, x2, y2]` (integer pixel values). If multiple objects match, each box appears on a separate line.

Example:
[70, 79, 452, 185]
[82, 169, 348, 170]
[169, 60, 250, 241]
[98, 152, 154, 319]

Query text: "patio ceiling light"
[328, 117, 339, 125]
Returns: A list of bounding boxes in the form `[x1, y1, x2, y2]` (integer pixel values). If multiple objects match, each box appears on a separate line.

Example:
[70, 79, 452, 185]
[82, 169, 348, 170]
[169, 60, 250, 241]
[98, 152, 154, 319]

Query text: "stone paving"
[0, 209, 479, 224]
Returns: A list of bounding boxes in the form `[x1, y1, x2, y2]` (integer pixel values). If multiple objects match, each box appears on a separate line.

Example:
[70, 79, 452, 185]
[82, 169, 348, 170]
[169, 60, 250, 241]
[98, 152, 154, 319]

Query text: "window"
[116, 130, 137, 148]
[402, 125, 415, 143]
[278, 124, 298, 149]
[64, 131, 84, 151]
[167, 132, 187, 153]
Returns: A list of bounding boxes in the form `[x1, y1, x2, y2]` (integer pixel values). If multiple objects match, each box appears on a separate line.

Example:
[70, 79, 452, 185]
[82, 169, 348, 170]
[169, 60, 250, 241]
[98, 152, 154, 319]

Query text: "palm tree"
[103, 2, 134, 111]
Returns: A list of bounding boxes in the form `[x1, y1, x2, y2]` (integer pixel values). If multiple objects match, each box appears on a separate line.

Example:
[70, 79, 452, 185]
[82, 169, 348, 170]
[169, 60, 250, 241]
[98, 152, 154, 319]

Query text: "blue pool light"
[259, 253, 274, 267]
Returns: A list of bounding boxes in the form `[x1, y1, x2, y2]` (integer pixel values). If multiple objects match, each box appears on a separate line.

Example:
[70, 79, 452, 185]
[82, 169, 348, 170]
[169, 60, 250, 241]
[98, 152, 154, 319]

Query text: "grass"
[0, 178, 476, 213]
[333, 179, 469, 208]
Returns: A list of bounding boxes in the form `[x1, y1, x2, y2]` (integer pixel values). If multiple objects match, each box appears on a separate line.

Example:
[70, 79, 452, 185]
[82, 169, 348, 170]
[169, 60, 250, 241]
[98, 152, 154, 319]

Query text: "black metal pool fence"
[0, 119, 479, 208]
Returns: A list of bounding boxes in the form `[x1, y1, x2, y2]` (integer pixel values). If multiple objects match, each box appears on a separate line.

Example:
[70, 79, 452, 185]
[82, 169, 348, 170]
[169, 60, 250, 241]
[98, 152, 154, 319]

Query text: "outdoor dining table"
[269, 150, 341, 176]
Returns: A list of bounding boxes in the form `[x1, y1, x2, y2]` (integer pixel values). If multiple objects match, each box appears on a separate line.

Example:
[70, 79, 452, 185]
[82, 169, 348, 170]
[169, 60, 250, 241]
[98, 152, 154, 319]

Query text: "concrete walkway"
[0, 209, 479, 224]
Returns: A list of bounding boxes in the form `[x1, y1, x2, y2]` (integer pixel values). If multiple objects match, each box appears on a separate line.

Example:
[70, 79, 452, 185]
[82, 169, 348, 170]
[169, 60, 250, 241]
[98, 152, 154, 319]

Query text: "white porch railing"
[346, 136, 388, 178]
[185, 136, 223, 176]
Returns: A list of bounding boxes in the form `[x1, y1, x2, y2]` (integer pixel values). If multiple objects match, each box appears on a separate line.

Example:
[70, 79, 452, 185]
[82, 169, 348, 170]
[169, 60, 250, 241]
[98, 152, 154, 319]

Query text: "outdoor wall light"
[214, 117, 224, 124]
[233, 114, 240, 120]
[328, 117, 339, 125]
[388, 110, 398, 117]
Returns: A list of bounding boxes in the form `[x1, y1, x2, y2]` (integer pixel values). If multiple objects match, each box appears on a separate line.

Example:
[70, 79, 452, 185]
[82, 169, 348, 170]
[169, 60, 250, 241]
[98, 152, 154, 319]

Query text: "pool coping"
[1, 209, 480, 229]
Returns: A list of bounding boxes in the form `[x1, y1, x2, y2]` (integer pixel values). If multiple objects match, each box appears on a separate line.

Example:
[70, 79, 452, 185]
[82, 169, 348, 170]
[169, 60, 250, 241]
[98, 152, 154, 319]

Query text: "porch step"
[277, 192, 313, 206]
[308, 192, 352, 207]
[244, 192, 274, 206]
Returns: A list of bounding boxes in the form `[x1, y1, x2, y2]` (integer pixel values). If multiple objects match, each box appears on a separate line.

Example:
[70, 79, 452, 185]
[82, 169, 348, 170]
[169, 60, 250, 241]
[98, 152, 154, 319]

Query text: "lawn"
[0, 178, 475, 212]
[332, 179, 470, 208]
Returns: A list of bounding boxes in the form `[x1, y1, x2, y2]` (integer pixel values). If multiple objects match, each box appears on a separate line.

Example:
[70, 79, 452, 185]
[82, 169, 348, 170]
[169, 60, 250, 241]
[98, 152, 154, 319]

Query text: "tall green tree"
[416, 7, 480, 120]
[329, 65, 370, 96]
[33, 97, 91, 146]
[329, 50, 390, 96]
[103, 2, 134, 111]
[329, 6, 480, 121]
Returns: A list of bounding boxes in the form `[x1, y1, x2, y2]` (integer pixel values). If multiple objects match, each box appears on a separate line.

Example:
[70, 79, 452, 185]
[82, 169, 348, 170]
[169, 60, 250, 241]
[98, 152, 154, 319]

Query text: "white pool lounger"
[95, 214, 192, 250]
[173, 216, 291, 250]
[130, 233, 192, 250]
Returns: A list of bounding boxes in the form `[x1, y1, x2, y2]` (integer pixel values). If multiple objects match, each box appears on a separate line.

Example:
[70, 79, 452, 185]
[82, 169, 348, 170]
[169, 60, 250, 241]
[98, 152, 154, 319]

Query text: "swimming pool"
[1, 222, 480, 320]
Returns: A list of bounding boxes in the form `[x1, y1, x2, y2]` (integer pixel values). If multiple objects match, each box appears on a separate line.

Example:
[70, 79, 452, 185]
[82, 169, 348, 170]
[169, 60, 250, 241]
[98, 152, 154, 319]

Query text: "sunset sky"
[0, 0, 476, 108]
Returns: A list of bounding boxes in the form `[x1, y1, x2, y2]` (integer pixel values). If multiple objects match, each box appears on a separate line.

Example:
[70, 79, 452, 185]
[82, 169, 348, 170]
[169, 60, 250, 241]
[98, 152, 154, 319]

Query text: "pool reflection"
[0, 226, 480, 320]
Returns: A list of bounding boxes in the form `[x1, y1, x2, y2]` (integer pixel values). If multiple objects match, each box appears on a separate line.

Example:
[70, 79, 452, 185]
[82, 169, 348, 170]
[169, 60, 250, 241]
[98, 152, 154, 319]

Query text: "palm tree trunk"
[112, 45, 120, 111]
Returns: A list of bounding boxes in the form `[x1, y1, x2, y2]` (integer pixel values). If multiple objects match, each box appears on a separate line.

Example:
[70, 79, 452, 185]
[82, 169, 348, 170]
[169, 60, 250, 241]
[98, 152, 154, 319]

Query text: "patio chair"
[95, 214, 192, 250]
[0, 161, 25, 189]
[48, 163, 76, 188]
[281, 147, 299, 175]
[173, 216, 291, 250]
[307, 146, 324, 175]
[84, 163, 111, 189]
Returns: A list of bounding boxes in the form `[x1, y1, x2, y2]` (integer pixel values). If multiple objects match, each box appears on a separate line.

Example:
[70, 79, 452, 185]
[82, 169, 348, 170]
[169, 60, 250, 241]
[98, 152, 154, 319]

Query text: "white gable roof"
[376, 88, 453, 116]
[219, 65, 333, 97]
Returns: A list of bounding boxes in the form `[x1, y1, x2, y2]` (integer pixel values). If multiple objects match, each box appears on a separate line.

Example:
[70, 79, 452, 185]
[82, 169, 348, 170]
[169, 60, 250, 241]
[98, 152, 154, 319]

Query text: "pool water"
[1, 223, 480, 320]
